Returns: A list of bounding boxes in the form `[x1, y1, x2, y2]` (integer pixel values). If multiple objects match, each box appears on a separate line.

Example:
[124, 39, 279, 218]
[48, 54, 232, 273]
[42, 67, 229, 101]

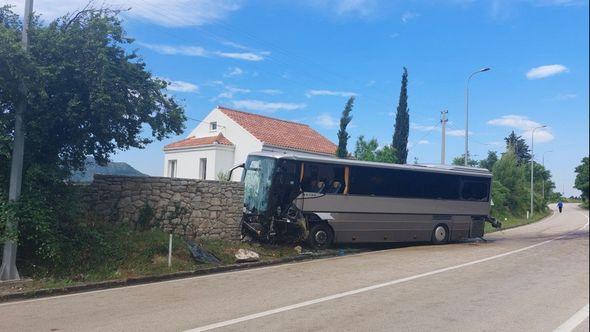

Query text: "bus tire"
[307, 223, 334, 250]
[431, 224, 449, 245]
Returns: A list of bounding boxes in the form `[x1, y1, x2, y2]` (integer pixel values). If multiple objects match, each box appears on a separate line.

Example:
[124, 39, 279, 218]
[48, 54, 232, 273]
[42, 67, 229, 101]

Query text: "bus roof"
[248, 151, 492, 178]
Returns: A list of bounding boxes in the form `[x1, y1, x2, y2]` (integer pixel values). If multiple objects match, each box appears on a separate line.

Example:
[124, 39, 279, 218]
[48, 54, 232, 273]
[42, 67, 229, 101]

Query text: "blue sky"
[5, 0, 589, 196]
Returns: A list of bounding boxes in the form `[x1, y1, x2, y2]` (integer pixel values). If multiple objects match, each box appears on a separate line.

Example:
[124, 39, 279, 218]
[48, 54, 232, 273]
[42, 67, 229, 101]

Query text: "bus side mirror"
[228, 163, 245, 180]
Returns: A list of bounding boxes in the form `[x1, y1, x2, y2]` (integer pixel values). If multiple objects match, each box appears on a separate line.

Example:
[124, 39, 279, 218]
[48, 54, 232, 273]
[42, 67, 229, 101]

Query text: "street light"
[464, 67, 491, 166]
[530, 125, 547, 217]
[541, 150, 553, 202]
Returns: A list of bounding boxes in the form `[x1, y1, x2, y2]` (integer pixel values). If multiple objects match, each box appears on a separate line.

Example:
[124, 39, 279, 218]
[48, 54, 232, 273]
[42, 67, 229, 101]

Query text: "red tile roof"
[164, 133, 233, 150]
[218, 106, 336, 155]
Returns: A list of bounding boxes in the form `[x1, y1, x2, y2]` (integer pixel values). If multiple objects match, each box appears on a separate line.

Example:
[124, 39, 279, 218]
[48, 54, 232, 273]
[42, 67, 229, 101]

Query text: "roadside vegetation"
[451, 131, 557, 232]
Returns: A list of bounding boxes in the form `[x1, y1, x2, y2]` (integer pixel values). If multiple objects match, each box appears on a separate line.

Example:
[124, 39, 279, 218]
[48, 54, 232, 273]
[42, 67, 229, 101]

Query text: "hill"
[71, 157, 145, 182]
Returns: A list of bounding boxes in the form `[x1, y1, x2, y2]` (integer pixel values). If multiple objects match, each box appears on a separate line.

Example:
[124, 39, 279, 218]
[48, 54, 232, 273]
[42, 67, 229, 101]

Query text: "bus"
[233, 152, 500, 249]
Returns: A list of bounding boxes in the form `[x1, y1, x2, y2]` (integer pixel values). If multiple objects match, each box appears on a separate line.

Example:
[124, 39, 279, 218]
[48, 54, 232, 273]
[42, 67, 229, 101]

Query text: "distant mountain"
[70, 157, 145, 182]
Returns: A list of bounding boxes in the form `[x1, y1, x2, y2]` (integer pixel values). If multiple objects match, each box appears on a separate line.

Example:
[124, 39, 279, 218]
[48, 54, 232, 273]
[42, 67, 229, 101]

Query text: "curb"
[0, 249, 364, 303]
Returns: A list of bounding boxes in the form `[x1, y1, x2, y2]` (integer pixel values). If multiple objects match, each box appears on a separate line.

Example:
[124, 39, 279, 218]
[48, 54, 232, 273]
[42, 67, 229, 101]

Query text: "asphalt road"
[1, 204, 588, 332]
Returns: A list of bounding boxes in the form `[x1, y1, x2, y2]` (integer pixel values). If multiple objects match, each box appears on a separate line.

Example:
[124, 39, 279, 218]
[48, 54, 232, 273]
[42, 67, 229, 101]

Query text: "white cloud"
[526, 64, 569, 80]
[552, 93, 577, 100]
[231, 100, 306, 113]
[315, 113, 339, 129]
[411, 123, 473, 137]
[487, 114, 554, 143]
[487, 114, 540, 129]
[1, 0, 241, 27]
[418, 140, 429, 145]
[215, 86, 251, 100]
[306, 90, 357, 98]
[401, 11, 419, 23]
[224, 67, 244, 77]
[306, 0, 381, 17]
[138, 42, 268, 61]
[447, 129, 471, 137]
[259, 89, 283, 95]
[162, 78, 199, 93]
[215, 52, 265, 62]
[138, 43, 207, 57]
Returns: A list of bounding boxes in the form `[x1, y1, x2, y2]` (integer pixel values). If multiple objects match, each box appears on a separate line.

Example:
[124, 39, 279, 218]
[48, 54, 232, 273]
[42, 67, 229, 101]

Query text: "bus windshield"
[243, 156, 276, 214]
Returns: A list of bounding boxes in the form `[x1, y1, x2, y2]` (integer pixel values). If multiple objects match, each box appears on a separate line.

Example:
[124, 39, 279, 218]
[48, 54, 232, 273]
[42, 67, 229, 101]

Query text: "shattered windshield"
[243, 156, 276, 214]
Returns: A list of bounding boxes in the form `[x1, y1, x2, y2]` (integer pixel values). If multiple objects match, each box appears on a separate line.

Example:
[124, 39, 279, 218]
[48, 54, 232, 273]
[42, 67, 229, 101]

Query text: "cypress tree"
[336, 96, 355, 158]
[392, 67, 409, 164]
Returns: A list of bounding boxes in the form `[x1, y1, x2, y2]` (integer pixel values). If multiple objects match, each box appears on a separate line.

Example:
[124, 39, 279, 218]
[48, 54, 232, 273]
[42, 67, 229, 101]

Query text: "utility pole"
[464, 67, 490, 166]
[440, 110, 448, 164]
[529, 125, 546, 219]
[0, 0, 33, 281]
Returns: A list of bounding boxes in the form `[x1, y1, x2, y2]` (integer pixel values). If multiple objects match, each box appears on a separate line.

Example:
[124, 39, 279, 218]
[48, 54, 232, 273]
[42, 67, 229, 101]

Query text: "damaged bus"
[233, 152, 500, 249]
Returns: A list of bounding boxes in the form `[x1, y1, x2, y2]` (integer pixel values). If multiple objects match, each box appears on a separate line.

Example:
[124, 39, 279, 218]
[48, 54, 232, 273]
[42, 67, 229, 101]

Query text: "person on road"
[557, 201, 564, 213]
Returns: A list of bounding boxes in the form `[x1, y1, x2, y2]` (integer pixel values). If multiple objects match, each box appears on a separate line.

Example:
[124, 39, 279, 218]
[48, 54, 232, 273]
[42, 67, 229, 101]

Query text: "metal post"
[168, 233, 173, 268]
[441, 110, 448, 164]
[1, 0, 34, 281]
[464, 67, 490, 166]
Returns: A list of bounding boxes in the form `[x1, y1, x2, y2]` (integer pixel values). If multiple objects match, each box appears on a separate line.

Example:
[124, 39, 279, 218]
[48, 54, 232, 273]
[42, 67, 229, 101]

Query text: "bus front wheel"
[307, 223, 334, 250]
[431, 224, 449, 245]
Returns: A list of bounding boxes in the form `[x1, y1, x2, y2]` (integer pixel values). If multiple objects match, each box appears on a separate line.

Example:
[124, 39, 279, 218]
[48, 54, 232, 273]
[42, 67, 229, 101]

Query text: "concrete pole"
[530, 125, 546, 218]
[441, 110, 448, 164]
[1, 0, 33, 281]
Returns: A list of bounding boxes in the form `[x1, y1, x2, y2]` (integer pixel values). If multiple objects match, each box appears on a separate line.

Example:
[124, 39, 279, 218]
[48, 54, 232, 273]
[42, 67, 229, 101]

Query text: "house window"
[168, 160, 177, 178]
[209, 122, 217, 131]
[199, 158, 207, 180]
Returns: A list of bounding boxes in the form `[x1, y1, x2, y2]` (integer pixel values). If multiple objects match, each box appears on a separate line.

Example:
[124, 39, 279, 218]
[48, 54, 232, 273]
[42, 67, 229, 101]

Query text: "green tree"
[492, 150, 529, 215]
[452, 155, 478, 167]
[392, 67, 409, 164]
[574, 157, 589, 202]
[0, 7, 186, 276]
[479, 151, 499, 171]
[0, 7, 186, 176]
[504, 131, 531, 164]
[354, 136, 396, 163]
[335, 97, 354, 158]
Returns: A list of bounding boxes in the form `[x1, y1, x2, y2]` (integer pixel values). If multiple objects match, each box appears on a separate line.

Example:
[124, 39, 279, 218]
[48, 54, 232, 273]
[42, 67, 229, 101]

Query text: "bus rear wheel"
[431, 224, 449, 245]
[307, 223, 334, 250]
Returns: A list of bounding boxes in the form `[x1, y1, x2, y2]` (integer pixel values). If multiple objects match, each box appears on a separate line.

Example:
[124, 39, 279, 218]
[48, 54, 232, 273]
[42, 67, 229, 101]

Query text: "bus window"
[461, 180, 490, 201]
[301, 163, 345, 194]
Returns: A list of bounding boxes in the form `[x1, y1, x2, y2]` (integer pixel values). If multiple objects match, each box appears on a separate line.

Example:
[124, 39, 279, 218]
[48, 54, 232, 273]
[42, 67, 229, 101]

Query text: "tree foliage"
[479, 151, 499, 171]
[0, 6, 186, 176]
[574, 157, 589, 202]
[452, 155, 478, 167]
[354, 136, 396, 163]
[336, 97, 354, 158]
[392, 67, 409, 164]
[504, 131, 531, 164]
[0, 7, 187, 276]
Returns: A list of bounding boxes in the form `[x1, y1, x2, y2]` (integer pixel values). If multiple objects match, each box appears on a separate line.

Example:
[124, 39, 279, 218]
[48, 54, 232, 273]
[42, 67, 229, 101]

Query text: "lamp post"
[464, 67, 491, 166]
[530, 125, 547, 217]
[541, 150, 553, 202]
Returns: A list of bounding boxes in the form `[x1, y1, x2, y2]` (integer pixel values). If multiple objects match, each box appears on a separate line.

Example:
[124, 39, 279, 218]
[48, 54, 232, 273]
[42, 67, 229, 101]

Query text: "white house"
[163, 106, 337, 181]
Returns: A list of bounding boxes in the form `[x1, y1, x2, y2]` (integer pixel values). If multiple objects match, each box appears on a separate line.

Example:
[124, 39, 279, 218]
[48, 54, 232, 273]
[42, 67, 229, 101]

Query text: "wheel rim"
[315, 230, 328, 244]
[434, 226, 446, 242]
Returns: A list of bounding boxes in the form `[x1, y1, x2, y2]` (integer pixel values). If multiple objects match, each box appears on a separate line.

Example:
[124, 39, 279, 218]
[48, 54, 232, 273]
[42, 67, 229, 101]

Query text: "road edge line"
[554, 303, 589, 332]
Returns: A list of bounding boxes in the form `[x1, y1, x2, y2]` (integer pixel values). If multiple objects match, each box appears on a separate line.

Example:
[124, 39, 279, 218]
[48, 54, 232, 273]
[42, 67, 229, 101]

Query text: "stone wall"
[85, 175, 244, 241]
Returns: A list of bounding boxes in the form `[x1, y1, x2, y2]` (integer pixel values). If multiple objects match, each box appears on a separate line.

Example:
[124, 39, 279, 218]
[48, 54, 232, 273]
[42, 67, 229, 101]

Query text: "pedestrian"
[557, 201, 563, 213]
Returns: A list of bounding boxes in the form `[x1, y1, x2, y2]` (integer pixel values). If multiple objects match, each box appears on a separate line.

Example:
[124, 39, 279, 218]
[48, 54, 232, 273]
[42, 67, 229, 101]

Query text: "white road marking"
[186, 223, 589, 332]
[554, 304, 589, 332]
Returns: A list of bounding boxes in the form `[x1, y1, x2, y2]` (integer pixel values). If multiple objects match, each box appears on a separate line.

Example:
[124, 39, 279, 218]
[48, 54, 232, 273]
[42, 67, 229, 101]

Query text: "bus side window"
[301, 163, 345, 194]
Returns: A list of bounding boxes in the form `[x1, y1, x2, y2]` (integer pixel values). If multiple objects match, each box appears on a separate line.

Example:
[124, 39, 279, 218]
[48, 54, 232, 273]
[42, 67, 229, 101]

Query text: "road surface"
[1, 204, 588, 331]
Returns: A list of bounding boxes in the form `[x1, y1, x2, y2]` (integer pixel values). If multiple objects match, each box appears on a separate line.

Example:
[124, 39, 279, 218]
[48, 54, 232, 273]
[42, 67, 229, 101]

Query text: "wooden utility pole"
[1, 0, 33, 281]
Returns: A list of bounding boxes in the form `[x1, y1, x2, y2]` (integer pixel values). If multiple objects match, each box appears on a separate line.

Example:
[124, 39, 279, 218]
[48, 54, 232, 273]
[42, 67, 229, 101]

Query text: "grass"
[485, 208, 552, 233]
[1, 228, 298, 297]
